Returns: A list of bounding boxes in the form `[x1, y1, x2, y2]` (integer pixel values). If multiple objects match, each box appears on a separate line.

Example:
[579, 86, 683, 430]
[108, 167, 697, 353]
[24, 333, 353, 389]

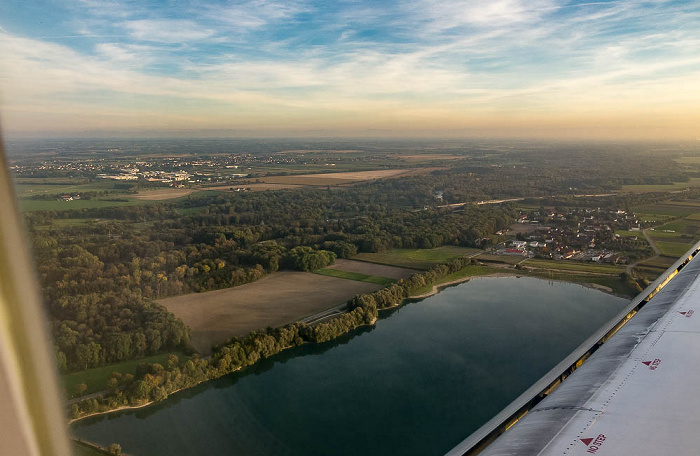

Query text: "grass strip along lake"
[72, 276, 627, 456]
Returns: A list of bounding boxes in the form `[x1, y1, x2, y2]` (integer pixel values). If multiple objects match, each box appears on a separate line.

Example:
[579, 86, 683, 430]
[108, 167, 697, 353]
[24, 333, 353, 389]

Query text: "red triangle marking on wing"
[581, 438, 594, 446]
[642, 361, 651, 366]
[680, 311, 687, 315]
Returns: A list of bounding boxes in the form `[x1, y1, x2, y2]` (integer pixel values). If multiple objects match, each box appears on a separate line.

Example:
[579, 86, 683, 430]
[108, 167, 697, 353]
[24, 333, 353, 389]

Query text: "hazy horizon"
[4, 129, 700, 143]
[1, 1, 699, 141]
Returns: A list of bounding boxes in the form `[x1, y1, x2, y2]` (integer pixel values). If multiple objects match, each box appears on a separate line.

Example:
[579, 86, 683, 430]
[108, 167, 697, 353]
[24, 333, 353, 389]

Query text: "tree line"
[70, 256, 478, 419]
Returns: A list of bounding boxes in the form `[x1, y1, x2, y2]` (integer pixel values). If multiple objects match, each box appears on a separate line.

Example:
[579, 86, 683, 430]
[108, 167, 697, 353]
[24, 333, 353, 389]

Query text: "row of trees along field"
[27, 180, 513, 372]
[70, 256, 477, 419]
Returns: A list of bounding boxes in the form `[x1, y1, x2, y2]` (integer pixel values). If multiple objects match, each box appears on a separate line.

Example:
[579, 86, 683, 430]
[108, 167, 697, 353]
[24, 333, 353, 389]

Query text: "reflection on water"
[73, 276, 627, 456]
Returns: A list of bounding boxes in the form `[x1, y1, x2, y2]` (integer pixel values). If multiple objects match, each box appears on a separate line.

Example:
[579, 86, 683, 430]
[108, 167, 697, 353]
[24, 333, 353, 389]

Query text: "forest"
[20, 144, 692, 377]
[29, 181, 513, 372]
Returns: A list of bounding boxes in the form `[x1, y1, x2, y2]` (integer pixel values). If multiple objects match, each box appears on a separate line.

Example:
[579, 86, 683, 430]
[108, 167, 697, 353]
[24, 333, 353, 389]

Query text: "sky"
[0, 0, 699, 140]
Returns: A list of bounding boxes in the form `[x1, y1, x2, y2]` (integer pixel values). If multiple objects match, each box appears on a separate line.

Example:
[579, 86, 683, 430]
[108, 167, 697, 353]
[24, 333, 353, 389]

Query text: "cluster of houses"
[495, 208, 638, 264]
[96, 167, 192, 183]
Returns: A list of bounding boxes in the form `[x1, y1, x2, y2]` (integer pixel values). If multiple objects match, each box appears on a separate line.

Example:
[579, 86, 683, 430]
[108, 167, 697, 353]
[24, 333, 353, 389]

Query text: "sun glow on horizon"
[1, 0, 699, 140]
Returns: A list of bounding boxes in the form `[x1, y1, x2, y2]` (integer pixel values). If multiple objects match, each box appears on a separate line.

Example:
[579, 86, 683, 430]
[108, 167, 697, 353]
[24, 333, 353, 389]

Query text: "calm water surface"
[73, 276, 628, 456]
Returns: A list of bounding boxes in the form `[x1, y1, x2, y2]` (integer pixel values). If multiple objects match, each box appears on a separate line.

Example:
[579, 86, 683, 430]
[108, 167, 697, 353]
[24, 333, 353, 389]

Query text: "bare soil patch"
[158, 271, 381, 354]
[132, 189, 197, 200]
[328, 259, 419, 279]
[261, 169, 413, 186]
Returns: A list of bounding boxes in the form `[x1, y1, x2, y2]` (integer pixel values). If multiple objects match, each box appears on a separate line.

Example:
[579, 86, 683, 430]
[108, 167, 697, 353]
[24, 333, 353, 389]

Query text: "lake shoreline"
[407, 272, 516, 299]
[72, 275, 629, 456]
[69, 271, 628, 425]
[406, 270, 626, 301]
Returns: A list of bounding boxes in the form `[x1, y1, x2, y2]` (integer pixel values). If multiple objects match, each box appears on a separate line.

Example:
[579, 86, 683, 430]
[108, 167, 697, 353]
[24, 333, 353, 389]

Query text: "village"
[494, 207, 645, 265]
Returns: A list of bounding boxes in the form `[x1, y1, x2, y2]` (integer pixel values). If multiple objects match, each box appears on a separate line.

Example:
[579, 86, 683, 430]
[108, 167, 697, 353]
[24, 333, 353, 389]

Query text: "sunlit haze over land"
[1, 0, 699, 140]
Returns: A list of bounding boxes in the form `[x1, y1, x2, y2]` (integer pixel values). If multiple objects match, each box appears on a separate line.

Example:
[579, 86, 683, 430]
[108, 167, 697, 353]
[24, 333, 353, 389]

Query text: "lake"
[72, 276, 628, 456]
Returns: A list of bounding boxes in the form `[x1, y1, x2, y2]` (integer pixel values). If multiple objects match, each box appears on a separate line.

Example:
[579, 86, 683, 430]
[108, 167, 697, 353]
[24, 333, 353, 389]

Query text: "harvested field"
[327, 259, 419, 279]
[205, 183, 305, 192]
[277, 149, 363, 154]
[261, 169, 413, 186]
[132, 188, 196, 200]
[157, 271, 382, 354]
[396, 154, 463, 161]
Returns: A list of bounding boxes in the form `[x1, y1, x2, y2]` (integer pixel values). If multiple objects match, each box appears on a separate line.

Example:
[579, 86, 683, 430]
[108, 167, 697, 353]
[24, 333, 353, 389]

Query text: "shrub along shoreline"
[69, 256, 481, 421]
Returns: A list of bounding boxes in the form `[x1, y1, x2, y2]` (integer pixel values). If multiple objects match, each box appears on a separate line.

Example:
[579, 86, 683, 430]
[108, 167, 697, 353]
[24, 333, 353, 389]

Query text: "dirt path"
[66, 390, 108, 406]
[643, 229, 661, 256]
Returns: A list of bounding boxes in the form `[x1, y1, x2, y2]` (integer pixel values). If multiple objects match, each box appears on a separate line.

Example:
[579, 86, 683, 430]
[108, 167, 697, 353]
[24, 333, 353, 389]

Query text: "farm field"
[353, 246, 481, 270]
[13, 181, 109, 198]
[132, 188, 197, 200]
[652, 218, 700, 235]
[395, 154, 464, 161]
[634, 204, 700, 218]
[614, 230, 642, 238]
[157, 271, 382, 354]
[276, 149, 364, 154]
[327, 259, 418, 279]
[521, 258, 626, 274]
[619, 178, 700, 193]
[630, 251, 676, 278]
[664, 200, 700, 207]
[655, 241, 696, 257]
[314, 268, 395, 286]
[646, 230, 689, 239]
[204, 183, 306, 192]
[638, 255, 678, 268]
[62, 351, 189, 399]
[260, 169, 414, 186]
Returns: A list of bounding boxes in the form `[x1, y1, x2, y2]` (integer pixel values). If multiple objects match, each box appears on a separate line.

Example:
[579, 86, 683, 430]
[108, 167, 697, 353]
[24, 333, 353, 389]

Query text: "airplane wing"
[447, 241, 700, 456]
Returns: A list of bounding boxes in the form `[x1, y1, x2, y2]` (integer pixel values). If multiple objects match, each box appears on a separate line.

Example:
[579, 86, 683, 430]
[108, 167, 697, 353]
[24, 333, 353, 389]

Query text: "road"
[626, 229, 660, 274]
[436, 193, 617, 210]
[66, 390, 107, 406]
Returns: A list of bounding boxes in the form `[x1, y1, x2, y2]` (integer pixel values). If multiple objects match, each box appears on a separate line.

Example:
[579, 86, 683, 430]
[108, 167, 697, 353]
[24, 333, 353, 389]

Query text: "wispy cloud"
[75, 0, 137, 18]
[204, 0, 309, 29]
[123, 19, 218, 44]
[406, 0, 557, 31]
